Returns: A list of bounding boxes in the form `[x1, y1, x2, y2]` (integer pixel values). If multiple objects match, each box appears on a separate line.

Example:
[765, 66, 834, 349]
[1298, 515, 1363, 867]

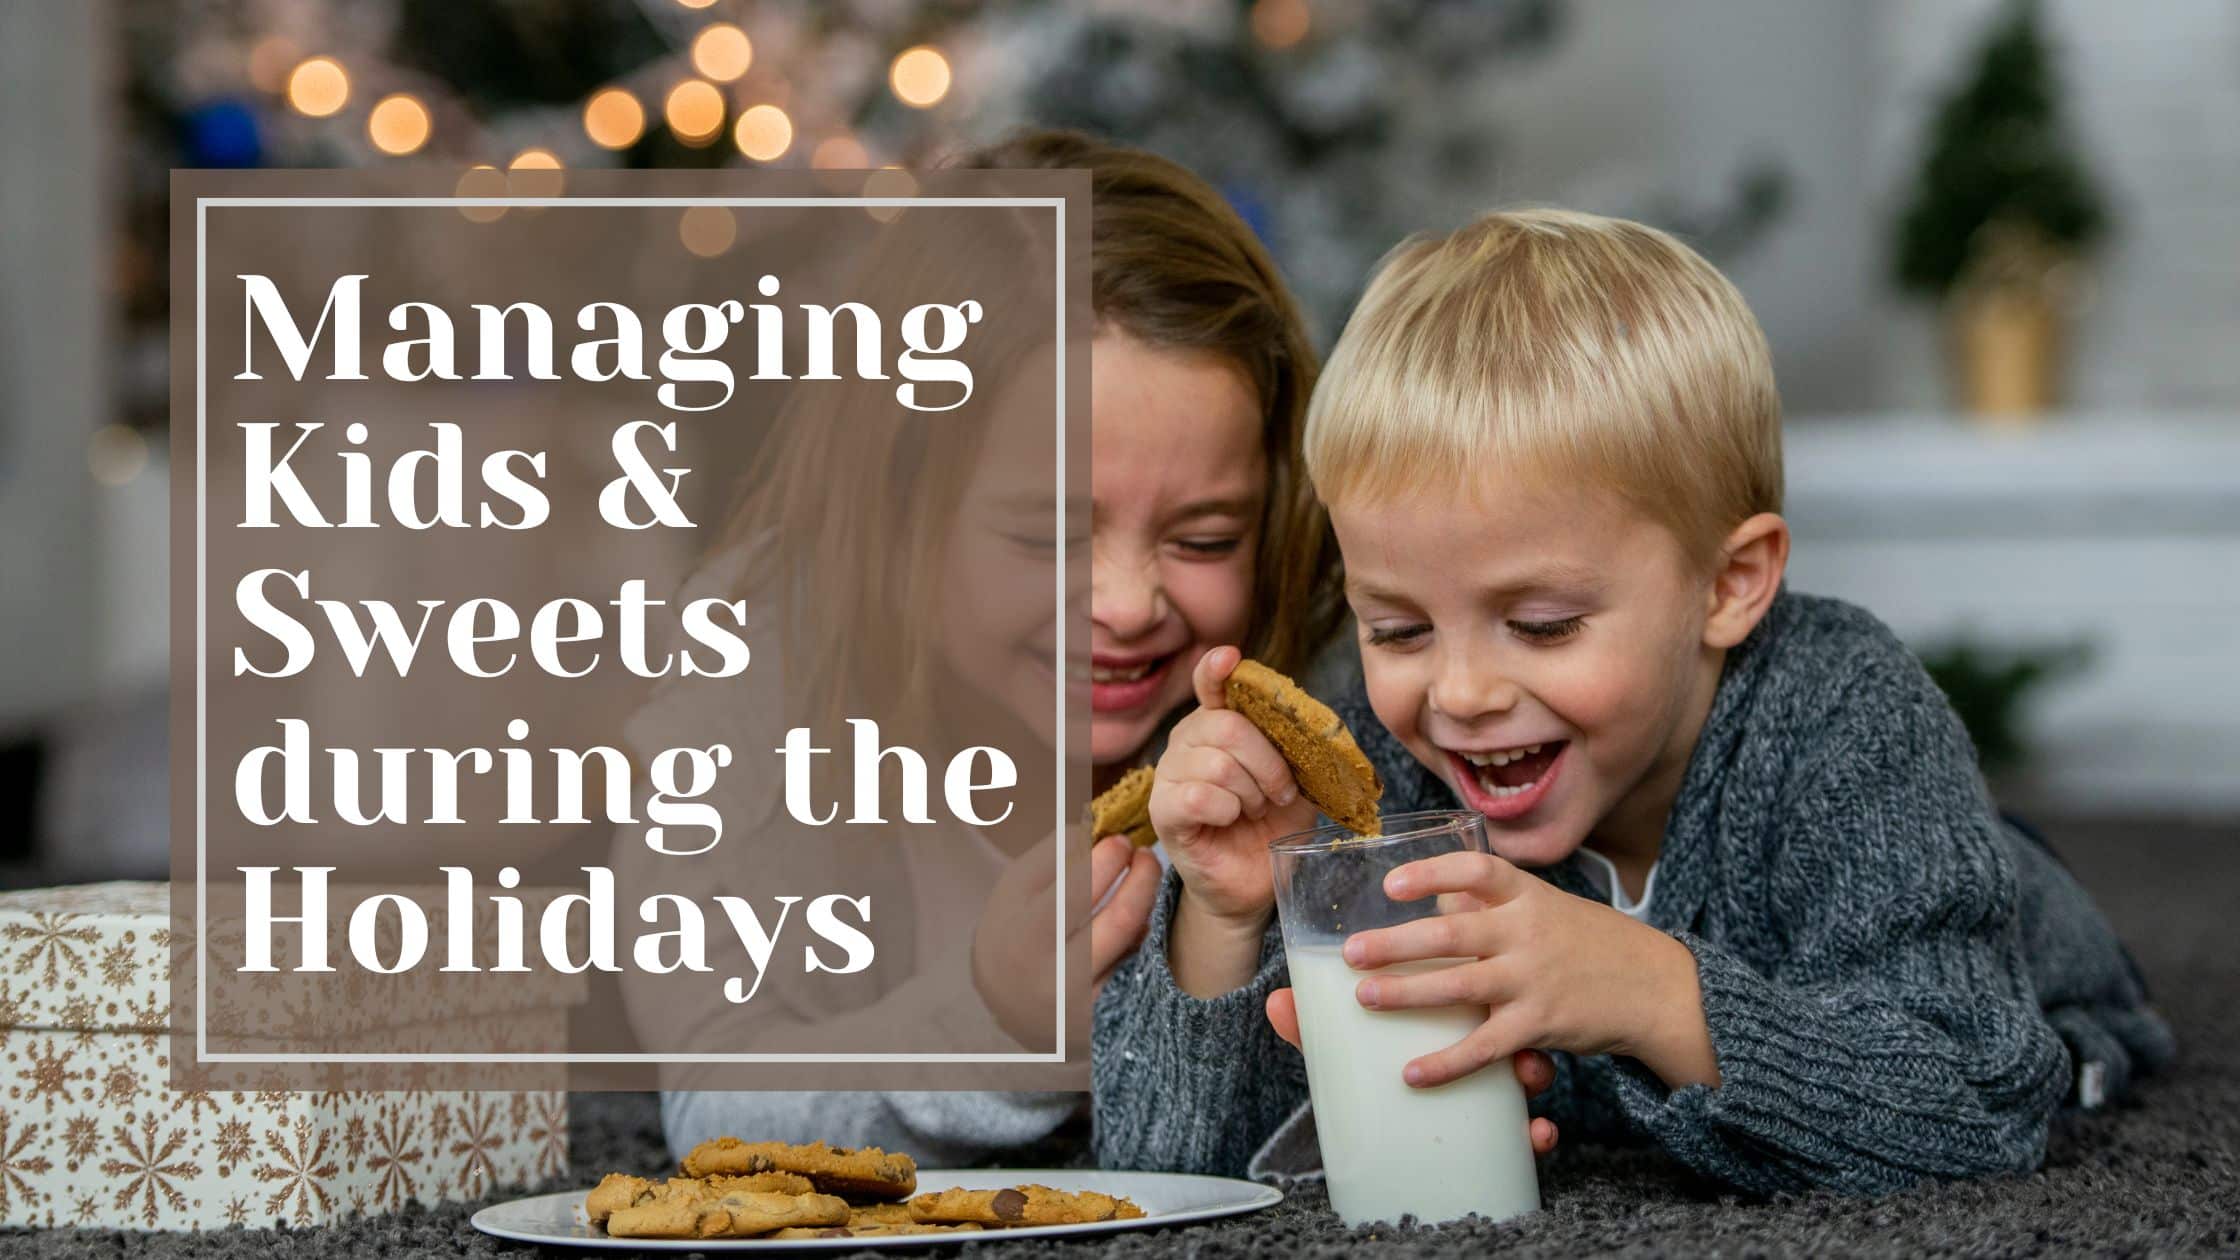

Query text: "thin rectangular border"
[195, 194, 1071, 1064]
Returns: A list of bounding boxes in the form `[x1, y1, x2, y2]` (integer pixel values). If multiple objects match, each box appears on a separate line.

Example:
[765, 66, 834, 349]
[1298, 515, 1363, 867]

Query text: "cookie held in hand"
[1223, 658, 1384, 837]
[1086, 764, 1157, 847]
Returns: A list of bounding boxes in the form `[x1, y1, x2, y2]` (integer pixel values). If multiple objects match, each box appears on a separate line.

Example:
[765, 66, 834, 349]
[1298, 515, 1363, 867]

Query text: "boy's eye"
[1508, 616, 1585, 644]
[1171, 536, 1242, 558]
[1365, 623, 1430, 647]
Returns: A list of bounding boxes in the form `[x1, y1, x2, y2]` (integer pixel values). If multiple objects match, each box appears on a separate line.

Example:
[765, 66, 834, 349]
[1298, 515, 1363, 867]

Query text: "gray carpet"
[13, 819, 2238, 1257]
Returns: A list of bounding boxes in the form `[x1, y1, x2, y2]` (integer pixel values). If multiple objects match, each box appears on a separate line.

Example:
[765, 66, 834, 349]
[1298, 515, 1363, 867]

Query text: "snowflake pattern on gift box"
[365, 1101, 426, 1212]
[0, 1112, 55, 1217]
[255, 1114, 339, 1226]
[449, 1095, 502, 1197]
[14, 1042, 94, 1115]
[102, 1110, 202, 1228]
[4, 912, 99, 987]
[211, 1116, 253, 1173]
[526, 1092, 566, 1183]
[61, 1113, 98, 1166]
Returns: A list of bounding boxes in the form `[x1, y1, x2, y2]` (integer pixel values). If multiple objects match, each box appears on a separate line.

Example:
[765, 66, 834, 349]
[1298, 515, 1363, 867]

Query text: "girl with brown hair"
[645, 130, 1344, 1163]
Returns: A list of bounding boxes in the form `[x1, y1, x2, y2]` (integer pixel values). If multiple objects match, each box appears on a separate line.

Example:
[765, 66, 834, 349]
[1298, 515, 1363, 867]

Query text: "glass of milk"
[1270, 809, 1541, 1227]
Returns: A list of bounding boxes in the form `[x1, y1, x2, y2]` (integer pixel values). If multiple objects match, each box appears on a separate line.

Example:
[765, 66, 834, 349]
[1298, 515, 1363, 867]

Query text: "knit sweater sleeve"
[1606, 691, 2071, 1197]
[1091, 868, 1308, 1175]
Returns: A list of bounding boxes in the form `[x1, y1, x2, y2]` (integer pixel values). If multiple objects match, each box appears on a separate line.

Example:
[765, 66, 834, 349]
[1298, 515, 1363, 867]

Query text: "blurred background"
[2, 0, 2235, 887]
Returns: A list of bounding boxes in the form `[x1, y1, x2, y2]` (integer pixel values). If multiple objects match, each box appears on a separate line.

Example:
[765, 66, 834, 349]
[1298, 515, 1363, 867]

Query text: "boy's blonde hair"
[1305, 208, 1782, 565]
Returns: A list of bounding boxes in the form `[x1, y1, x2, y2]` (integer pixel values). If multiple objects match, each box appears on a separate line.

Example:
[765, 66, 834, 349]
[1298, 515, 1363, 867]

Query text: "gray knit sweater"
[1091, 590, 2174, 1197]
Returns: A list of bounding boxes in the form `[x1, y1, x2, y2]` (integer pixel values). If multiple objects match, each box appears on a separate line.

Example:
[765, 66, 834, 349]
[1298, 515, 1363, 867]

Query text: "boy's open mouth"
[1446, 741, 1568, 819]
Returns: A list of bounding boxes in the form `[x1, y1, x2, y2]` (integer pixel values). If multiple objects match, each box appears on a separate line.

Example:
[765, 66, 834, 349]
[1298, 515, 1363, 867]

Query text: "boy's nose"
[1427, 653, 1520, 722]
[1091, 551, 1169, 640]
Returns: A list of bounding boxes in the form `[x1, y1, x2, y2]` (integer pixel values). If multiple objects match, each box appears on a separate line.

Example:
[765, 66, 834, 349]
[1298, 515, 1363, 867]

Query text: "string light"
[1251, 0, 1312, 49]
[889, 46, 951, 108]
[285, 56, 350, 118]
[665, 80, 726, 146]
[508, 147, 564, 199]
[456, 164, 507, 221]
[367, 94, 431, 155]
[691, 24, 754, 82]
[583, 87, 646, 149]
[678, 206, 737, 257]
[811, 134, 869, 170]
[248, 37, 299, 93]
[864, 165, 917, 222]
[733, 104, 793, 162]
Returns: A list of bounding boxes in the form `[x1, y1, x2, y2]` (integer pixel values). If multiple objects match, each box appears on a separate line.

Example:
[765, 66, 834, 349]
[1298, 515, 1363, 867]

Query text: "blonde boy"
[1092, 210, 2170, 1196]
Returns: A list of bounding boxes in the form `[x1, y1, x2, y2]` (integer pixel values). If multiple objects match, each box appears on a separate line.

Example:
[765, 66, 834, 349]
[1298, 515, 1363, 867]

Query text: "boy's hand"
[1335, 850, 1720, 1093]
[1152, 646, 1320, 996]
[1266, 988, 1562, 1157]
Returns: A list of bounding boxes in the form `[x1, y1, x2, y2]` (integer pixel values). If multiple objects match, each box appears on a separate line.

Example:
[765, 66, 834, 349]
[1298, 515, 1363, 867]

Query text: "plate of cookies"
[470, 1137, 1283, 1249]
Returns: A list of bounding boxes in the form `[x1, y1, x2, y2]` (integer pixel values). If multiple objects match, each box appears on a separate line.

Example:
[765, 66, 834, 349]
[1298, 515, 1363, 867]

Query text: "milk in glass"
[1287, 945, 1541, 1226]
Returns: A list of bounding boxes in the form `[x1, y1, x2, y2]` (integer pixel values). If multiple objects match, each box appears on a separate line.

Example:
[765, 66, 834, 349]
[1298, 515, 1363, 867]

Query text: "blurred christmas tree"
[1892, 0, 2107, 298]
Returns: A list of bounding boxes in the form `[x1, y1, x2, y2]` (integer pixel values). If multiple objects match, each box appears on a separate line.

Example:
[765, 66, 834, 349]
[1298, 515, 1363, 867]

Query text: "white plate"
[470, 1169, 1283, 1250]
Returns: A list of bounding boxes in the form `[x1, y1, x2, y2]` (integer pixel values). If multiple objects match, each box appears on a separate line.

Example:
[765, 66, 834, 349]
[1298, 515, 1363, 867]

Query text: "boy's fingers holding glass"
[1190, 645, 1243, 710]
[1342, 909, 1499, 972]
[1531, 1117, 1559, 1157]
[1514, 1048, 1556, 1098]
[1404, 1009, 1532, 1088]
[1385, 850, 1528, 905]
[1265, 987, 1301, 1048]
[1355, 955, 1506, 1012]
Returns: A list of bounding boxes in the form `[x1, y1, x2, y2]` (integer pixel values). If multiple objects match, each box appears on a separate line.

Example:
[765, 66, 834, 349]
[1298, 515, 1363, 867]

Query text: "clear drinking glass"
[1270, 809, 1541, 1227]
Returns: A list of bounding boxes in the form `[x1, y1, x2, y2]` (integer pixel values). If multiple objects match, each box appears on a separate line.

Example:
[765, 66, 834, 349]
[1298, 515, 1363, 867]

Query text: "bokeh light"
[812, 134, 869, 170]
[692, 24, 754, 83]
[507, 148, 564, 199]
[285, 56, 350, 118]
[665, 80, 727, 146]
[679, 206, 737, 257]
[889, 46, 951, 108]
[583, 87, 646, 150]
[367, 94, 431, 156]
[864, 165, 918, 223]
[733, 104, 793, 162]
[456, 164, 507, 222]
[247, 37, 299, 93]
[1251, 0, 1312, 49]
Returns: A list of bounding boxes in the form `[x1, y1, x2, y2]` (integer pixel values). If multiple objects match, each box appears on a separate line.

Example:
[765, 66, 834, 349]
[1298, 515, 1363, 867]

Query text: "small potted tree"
[1893, 0, 2108, 420]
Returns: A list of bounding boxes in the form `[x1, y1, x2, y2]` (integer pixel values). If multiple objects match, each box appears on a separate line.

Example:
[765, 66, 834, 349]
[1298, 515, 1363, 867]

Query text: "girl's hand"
[972, 831, 1161, 1050]
[1265, 987, 1561, 1157]
[1336, 850, 1719, 1092]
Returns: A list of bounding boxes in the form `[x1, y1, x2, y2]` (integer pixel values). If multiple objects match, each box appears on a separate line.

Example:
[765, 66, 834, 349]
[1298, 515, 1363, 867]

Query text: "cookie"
[604, 1189, 849, 1240]
[679, 1138, 918, 1200]
[846, 1202, 918, 1227]
[1224, 658, 1383, 837]
[583, 1172, 815, 1225]
[1086, 765, 1157, 847]
[909, 1184, 1141, 1227]
[767, 1222, 986, 1239]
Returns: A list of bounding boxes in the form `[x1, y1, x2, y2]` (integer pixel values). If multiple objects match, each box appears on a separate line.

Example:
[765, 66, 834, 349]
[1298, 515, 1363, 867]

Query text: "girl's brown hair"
[953, 130, 1344, 679]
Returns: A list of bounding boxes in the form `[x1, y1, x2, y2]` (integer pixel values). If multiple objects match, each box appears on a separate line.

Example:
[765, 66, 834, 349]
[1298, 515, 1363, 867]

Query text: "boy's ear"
[1703, 513, 1789, 650]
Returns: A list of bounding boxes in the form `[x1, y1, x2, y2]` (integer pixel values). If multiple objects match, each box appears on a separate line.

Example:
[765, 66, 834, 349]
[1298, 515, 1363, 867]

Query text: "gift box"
[0, 881, 585, 1230]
